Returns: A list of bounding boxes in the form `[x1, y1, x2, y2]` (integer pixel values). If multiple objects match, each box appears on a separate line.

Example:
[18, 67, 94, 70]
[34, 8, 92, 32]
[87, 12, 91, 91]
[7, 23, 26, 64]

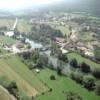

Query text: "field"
[0, 36, 17, 44]
[17, 19, 32, 33]
[80, 32, 94, 42]
[36, 68, 100, 100]
[0, 18, 14, 29]
[0, 55, 48, 96]
[0, 87, 13, 100]
[67, 52, 100, 69]
[55, 25, 70, 37]
[0, 18, 32, 33]
[48, 22, 70, 37]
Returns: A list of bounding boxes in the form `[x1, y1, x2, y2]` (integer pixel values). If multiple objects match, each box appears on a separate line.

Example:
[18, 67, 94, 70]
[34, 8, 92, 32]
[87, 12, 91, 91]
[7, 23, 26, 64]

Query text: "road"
[0, 85, 17, 100]
[0, 48, 33, 58]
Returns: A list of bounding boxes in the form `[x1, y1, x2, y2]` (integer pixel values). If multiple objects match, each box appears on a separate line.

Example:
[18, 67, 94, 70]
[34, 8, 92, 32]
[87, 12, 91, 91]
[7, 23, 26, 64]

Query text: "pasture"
[36, 68, 100, 100]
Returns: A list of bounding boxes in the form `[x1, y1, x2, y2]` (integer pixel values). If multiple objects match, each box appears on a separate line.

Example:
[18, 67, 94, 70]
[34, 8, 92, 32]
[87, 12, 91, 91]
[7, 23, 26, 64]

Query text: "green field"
[0, 36, 17, 44]
[0, 55, 48, 96]
[36, 68, 100, 100]
[0, 88, 13, 100]
[67, 52, 100, 69]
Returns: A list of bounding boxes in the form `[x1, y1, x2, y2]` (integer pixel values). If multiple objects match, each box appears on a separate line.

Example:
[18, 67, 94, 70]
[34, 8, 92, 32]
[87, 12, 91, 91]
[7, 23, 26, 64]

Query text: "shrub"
[50, 75, 56, 80]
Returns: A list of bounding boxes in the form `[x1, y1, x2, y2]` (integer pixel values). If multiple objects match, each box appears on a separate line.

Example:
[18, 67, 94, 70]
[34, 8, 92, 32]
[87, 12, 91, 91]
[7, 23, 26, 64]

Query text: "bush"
[83, 76, 95, 90]
[49, 88, 53, 92]
[92, 68, 100, 79]
[70, 72, 83, 84]
[50, 75, 56, 80]
[79, 62, 91, 73]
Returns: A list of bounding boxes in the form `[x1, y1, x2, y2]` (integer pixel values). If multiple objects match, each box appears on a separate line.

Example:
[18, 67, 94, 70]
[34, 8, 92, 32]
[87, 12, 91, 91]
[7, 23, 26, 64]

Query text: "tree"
[58, 50, 68, 62]
[22, 52, 32, 60]
[79, 62, 91, 73]
[8, 81, 19, 97]
[32, 51, 39, 63]
[92, 68, 100, 79]
[83, 76, 95, 90]
[57, 60, 64, 75]
[70, 58, 78, 68]
[36, 54, 48, 69]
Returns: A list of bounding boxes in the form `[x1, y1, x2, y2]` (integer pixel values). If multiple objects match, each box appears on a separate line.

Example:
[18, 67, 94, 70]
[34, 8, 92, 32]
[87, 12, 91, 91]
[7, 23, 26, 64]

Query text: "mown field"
[0, 55, 48, 96]
[0, 88, 13, 100]
[36, 68, 100, 100]
[67, 52, 100, 69]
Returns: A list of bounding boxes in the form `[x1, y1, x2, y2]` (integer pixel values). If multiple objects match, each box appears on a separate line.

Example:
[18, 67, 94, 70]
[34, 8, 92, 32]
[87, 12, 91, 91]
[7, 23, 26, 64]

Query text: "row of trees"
[19, 50, 48, 70]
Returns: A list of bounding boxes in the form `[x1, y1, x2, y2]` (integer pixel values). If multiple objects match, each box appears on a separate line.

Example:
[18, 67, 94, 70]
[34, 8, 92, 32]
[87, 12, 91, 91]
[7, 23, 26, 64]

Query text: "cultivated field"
[0, 55, 48, 96]
[36, 68, 100, 100]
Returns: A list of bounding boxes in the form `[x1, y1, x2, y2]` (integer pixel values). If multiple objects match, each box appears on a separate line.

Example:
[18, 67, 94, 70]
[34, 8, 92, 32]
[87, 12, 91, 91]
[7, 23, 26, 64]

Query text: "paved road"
[0, 85, 17, 100]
